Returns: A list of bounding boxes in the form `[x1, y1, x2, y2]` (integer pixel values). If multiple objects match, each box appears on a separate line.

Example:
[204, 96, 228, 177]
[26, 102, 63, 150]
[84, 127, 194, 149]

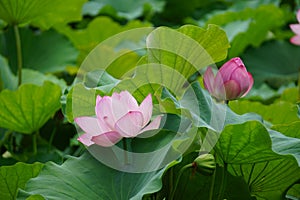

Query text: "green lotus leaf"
[0, 82, 61, 134]
[205, 4, 285, 57]
[0, 162, 43, 200]
[115, 24, 230, 102]
[55, 16, 152, 64]
[216, 121, 300, 199]
[242, 41, 300, 87]
[229, 100, 299, 125]
[18, 152, 165, 200]
[0, 0, 86, 29]
[0, 54, 16, 91]
[1, 28, 78, 74]
[83, 0, 165, 20]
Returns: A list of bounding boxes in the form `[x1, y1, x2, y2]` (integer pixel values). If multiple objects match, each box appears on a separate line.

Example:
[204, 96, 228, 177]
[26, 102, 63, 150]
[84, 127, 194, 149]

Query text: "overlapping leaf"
[115, 24, 230, 101]
[0, 54, 16, 91]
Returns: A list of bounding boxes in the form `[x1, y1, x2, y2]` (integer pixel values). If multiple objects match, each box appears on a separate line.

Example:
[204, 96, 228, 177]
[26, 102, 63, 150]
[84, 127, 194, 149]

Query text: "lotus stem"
[217, 163, 228, 200]
[33, 130, 39, 155]
[170, 163, 193, 200]
[13, 25, 23, 86]
[0, 130, 12, 149]
[208, 166, 216, 200]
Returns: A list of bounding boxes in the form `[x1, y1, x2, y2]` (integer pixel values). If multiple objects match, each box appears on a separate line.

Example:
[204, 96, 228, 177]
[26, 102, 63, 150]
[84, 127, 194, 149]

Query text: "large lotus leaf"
[229, 159, 299, 200]
[17, 116, 193, 199]
[0, 162, 43, 200]
[242, 40, 300, 87]
[146, 24, 229, 77]
[205, 4, 285, 57]
[0, 82, 61, 134]
[216, 121, 300, 199]
[83, 0, 165, 20]
[1, 28, 78, 74]
[217, 122, 283, 163]
[0, 0, 86, 29]
[229, 100, 299, 125]
[18, 152, 165, 200]
[114, 24, 230, 102]
[55, 16, 152, 64]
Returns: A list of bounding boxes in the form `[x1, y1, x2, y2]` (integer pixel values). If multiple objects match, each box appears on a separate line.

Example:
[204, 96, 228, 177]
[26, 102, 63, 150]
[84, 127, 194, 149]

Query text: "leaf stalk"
[13, 25, 22, 86]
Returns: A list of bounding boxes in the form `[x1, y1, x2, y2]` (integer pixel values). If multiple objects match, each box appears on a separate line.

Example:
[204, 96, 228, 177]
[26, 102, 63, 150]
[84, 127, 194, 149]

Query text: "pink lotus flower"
[75, 91, 162, 147]
[290, 10, 300, 45]
[203, 57, 253, 101]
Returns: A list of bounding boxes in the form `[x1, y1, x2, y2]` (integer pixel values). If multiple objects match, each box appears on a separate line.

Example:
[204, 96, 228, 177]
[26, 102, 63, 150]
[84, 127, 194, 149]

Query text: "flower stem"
[48, 126, 57, 151]
[169, 167, 174, 198]
[33, 131, 39, 155]
[13, 25, 23, 86]
[122, 138, 129, 165]
[169, 163, 193, 200]
[0, 130, 12, 149]
[217, 163, 227, 200]
[208, 164, 217, 200]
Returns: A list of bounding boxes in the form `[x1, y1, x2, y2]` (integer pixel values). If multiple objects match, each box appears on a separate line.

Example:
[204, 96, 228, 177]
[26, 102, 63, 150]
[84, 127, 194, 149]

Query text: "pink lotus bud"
[75, 91, 162, 147]
[290, 10, 300, 45]
[203, 57, 253, 101]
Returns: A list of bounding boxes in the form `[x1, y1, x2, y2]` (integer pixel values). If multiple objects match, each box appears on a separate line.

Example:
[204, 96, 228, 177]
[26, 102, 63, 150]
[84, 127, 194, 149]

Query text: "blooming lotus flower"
[203, 57, 253, 101]
[75, 91, 162, 147]
[290, 10, 300, 45]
